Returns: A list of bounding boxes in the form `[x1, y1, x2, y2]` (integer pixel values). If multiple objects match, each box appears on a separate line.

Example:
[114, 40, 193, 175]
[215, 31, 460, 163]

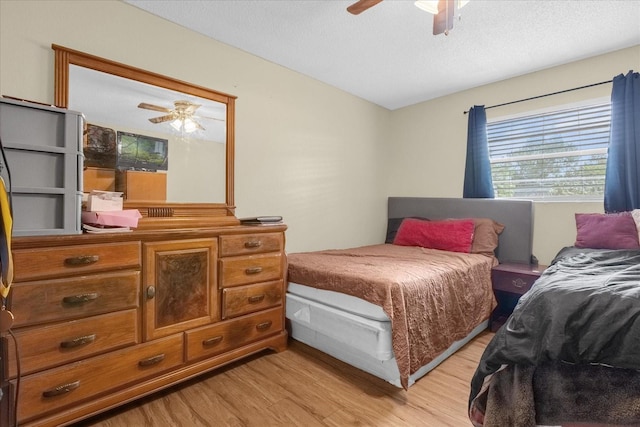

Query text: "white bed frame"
[286, 197, 534, 388]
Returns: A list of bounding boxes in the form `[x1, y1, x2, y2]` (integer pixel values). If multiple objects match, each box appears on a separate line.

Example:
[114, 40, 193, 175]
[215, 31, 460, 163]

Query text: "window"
[488, 102, 610, 200]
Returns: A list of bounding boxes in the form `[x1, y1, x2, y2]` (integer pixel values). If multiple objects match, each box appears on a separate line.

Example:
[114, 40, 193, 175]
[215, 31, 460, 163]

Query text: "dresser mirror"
[52, 45, 238, 228]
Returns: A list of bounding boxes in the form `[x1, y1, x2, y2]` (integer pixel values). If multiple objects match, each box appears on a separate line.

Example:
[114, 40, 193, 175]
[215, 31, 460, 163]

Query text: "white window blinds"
[487, 103, 610, 200]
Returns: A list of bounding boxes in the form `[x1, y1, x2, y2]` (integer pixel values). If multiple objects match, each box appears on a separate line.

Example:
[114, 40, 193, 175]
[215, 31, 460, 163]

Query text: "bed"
[469, 212, 640, 427]
[286, 197, 534, 389]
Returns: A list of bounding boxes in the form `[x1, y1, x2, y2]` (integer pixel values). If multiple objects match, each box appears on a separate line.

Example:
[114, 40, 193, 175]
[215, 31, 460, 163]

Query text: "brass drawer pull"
[62, 293, 99, 305]
[244, 240, 262, 249]
[256, 321, 272, 331]
[248, 294, 265, 304]
[202, 336, 223, 347]
[60, 334, 96, 349]
[42, 380, 80, 398]
[245, 267, 263, 275]
[64, 255, 100, 266]
[138, 354, 165, 367]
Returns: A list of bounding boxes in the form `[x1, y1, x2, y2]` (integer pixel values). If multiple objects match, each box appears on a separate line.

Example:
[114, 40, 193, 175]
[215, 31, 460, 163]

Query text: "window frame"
[486, 97, 611, 201]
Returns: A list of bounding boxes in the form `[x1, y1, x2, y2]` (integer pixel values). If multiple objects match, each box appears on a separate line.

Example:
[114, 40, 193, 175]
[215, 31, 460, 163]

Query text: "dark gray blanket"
[469, 247, 640, 410]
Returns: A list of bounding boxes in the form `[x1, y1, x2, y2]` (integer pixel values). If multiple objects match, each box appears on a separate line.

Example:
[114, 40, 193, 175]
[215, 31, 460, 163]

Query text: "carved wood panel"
[143, 239, 218, 340]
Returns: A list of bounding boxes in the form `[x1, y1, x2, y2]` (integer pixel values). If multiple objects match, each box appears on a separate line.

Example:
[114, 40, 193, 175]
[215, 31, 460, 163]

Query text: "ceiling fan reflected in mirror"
[138, 100, 223, 133]
[347, 0, 469, 35]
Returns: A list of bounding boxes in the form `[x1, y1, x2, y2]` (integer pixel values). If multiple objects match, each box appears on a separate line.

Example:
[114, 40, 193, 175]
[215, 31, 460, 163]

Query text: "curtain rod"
[463, 79, 613, 114]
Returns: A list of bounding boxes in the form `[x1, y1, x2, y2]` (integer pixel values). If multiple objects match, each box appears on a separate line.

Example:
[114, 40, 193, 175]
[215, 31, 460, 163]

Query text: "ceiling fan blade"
[138, 102, 172, 113]
[347, 0, 383, 15]
[433, 0, 455, 35]
[149, 114, 175, 124]
[195, 120, 205, 131]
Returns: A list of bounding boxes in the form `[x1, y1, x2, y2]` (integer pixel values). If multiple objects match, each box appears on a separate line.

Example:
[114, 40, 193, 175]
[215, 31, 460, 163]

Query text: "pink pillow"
[633, 209, 640, 242]
[575, 213, 640, 249]
[393, 218, 475, 253]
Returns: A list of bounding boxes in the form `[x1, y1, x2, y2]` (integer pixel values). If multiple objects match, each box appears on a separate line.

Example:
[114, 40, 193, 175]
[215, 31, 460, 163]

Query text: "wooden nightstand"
[490, 262, 547, 332]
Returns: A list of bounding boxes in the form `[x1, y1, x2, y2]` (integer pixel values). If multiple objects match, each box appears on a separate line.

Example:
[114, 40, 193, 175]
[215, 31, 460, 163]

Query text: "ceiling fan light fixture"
[414, 0, 439, 14]
[183, 118, 198, 133]
[169, 117, 198, 133]
[170, 118, 183, 131]
[415, 0, 469, 14]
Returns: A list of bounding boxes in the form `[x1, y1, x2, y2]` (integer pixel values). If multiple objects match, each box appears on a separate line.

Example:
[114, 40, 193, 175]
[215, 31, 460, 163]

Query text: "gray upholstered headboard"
[388, 197, 534, 264]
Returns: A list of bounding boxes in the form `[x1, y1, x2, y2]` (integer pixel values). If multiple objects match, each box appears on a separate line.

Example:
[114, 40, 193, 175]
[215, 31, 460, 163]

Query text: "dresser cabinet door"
[143, 239, 219, 340]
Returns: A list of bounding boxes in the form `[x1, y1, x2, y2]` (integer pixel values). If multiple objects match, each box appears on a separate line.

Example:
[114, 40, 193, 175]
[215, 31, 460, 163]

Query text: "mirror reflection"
[69, 65, 227, 203]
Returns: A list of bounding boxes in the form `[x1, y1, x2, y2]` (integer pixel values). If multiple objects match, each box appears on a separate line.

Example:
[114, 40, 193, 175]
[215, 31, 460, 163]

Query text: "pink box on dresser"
[82, 210, 142, 228]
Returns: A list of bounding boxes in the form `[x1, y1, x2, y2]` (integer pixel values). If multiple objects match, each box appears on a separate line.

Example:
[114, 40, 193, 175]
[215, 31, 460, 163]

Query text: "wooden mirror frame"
[53, 44, 239, 229]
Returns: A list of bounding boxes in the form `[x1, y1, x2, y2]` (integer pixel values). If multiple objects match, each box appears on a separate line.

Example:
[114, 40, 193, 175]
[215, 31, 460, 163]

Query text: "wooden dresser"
[3, 225, 287, 427]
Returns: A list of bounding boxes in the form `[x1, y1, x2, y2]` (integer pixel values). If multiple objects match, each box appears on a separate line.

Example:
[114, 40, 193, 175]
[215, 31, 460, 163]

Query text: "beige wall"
[385, 45, 640, 264]
[1, 1, 638, 263]
[0, 0, 390, 253]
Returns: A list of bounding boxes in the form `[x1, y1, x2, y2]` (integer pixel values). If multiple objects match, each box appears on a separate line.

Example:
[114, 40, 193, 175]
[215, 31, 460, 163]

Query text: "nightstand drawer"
[492, 271, 538, 293]
[491, 263, 546, 294]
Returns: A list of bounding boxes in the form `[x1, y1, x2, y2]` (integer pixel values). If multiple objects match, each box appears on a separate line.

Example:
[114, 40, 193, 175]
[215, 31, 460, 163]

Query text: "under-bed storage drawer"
[15, 333, 183, 424]
[222, 280, 283, 319]
[219, 253, 283, 287]
[185, 307, 283, 361]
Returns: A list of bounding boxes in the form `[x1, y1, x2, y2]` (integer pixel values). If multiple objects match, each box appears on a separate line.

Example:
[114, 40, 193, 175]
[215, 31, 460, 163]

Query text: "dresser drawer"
[13, 242, 141, 281]
[219, 233, 283, 257]
[222, 280, 283, 319]
[186, 307, 283, 362]
[15, 333, 183, 424]
[8, 309, 139, 378]
[219, 253, 283, 288]
[11, 270, 140, 327]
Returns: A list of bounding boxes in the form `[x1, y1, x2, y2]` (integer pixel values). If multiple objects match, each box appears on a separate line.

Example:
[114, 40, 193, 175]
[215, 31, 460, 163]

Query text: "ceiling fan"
[347, 0, 464, 35]
[138, 100, 222, 133]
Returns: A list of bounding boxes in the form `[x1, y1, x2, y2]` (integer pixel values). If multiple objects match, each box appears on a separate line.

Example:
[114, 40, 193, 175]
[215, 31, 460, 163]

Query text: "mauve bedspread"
[287, 244, 497, 389]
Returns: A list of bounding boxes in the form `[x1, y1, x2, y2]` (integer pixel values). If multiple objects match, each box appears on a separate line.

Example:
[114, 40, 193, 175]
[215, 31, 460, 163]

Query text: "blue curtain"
[604, 71, 640, 212]
[463, 105, 494, 198]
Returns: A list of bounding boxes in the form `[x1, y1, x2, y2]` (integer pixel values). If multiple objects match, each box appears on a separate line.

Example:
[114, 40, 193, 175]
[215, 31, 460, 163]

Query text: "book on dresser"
[240, 216, 283, 225]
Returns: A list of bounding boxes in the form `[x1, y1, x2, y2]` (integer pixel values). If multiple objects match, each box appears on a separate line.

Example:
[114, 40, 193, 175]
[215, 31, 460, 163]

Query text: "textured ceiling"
[125, 0, 640, 110]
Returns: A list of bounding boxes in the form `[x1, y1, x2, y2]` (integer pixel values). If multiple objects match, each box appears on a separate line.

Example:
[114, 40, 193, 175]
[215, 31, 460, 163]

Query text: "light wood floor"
[76, 330, 494, 427]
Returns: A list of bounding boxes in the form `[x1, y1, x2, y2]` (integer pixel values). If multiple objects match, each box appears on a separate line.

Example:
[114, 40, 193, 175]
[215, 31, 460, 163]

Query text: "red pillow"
[393, 218, 475, 253]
